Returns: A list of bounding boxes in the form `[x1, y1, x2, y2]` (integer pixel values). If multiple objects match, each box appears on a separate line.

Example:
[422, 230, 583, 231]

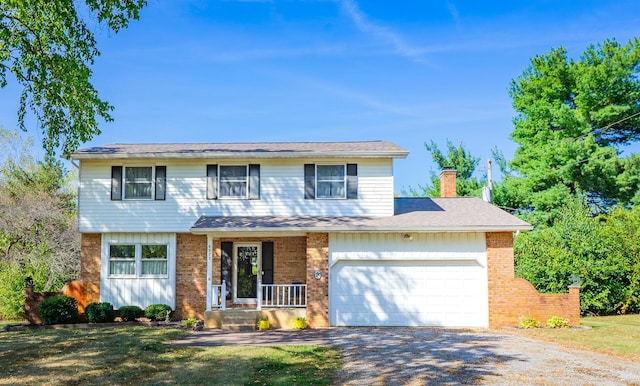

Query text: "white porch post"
[206, 235, 212, 312]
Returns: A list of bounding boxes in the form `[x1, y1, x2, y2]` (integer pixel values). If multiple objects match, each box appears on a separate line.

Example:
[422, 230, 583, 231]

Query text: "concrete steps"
[220, 310, 259, 331]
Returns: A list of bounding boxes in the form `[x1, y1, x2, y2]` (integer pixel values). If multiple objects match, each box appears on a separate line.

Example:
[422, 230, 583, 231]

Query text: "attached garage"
[328, 232, 489, 327]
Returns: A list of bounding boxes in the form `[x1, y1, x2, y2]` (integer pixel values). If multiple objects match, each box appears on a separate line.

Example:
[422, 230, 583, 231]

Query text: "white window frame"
[108, 244, 136, 277]
[218, 165, 248, 199]
[316, 164, 346, 199]
[108, 243, 169, 278]
[123, 166, 154, 200]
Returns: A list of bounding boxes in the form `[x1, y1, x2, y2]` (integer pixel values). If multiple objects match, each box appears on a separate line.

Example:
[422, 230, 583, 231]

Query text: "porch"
[205, 281, 307, 329]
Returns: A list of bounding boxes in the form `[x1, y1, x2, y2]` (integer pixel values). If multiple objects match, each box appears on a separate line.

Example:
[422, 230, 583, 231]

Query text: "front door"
[233, 243, 261, 304]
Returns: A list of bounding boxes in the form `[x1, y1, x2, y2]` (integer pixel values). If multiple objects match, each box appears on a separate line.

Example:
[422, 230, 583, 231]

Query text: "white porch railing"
[260, 284, 307, 308]
[211, 280, 227, 310]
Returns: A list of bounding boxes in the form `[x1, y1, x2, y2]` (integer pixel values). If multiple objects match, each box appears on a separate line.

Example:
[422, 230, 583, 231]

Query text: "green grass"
[512, 314, 640, 361]
[0, 326, 341, 385]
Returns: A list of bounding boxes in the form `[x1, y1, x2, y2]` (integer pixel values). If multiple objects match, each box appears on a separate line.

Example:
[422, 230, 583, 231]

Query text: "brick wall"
[79, 233, 101, 308]
[175, 233, 208, 319]
[486, 232, 580, 328]
[306, 233, 329, 328]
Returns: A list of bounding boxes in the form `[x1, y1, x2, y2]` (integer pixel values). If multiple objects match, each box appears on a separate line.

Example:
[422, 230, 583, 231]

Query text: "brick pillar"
[486, 232, 514, 328]
[175, 233, 207, 319]
[306, 233, 329, 328]
[439, 168, 457, 198]
[80, 233, 101, 308]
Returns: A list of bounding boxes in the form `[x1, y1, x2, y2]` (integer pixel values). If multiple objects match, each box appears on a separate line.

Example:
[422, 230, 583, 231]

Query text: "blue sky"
[1, 0, 638, 192]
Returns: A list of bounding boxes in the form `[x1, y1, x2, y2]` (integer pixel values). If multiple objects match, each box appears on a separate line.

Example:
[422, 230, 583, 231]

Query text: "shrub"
[144, 304, 172, 321]
[546, 316, 569, 328]
[182, 318, 198, 328]
[119, 305, 144, 322]
[85, 302, 115, 323]
[257, 317, 269, 330]
[518, 316, 540, 329]
[39, 296, 79, 325]
[292, 316, 307, 330]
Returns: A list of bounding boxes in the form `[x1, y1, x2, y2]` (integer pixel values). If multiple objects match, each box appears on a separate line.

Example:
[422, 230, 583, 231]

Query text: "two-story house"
[70, 141, 580, 329]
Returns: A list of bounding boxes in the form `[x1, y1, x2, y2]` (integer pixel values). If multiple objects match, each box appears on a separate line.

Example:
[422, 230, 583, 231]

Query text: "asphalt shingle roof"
[191, 197, 532, 233]
[71, 141, 409, 159]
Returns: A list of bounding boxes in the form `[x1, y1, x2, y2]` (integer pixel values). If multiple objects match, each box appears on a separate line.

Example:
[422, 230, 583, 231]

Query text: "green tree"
[506, 38, 640, 222]
[0, 129, 78, 319]
[0, 0, 147, 157]
[405, 139, 485, 197]
[515, 197, 640, 315]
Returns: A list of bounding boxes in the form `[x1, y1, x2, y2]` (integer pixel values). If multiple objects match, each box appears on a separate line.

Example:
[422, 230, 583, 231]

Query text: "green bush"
[119, 305, 143, 322]
[546, 316, 569, 328]
[144, 304, 172, 321]
[39, 296, 79, 325]
[85, 302, 115, 323]
[518, 316, 540, 329]
[292, 316, 307, 330]
[182, 318, 198, 328]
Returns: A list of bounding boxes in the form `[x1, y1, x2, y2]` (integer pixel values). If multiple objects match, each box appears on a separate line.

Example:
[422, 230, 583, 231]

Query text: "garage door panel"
[330, 260, 488, 327]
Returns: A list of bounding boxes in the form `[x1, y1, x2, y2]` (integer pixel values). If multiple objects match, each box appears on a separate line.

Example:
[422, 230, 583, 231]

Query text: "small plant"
[257, 317, 269, 331]
[39, 296, 79, 325]
[85, 302, 116, 323]
[292, 316, 307, 330]
[119, 305, 144, 322]
[182, 318, 198, 328]
[144, 304, 172, 321]
[546, 316, 570, 328]
[518, 316, 540, 329]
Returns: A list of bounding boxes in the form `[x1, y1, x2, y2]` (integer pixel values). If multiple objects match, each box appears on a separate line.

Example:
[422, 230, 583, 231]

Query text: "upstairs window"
[304, 163, 358, 200]
[111, 166, 166, 201]
[219, 165, 247, 198]
[125, 167, 153, 199]
[316, 165, 345, 199]
[206, 164, 260, 200]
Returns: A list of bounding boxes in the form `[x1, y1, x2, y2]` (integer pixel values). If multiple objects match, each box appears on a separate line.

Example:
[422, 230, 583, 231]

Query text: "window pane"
[220, 166, 247, 179]
[110, 261, 135, 275]
[125, 167, 153, 199]
[110, 245, 135, 258]
[142, 245, 168, 259]
[142, 261, 167, 275]
[317, 182, 345, 198]
[317, 165, 344, 178]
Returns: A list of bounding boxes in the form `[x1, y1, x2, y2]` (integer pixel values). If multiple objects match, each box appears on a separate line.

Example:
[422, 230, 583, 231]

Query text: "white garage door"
[329, 260, 488, 327]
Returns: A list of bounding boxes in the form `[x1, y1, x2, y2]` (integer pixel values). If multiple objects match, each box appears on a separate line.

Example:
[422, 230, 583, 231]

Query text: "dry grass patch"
[510, 314, 640, 361]
[0, 326, 341, 385]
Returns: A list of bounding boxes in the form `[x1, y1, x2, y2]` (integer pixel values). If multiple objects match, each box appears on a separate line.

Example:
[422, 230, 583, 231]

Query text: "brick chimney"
[439, 167, 457, 198]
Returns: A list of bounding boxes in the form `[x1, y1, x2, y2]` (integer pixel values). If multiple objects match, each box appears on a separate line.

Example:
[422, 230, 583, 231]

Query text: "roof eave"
[190, 224, 533, 234]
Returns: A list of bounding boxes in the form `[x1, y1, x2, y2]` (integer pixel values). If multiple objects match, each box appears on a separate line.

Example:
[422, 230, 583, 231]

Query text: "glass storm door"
[233, 243, 260, 303]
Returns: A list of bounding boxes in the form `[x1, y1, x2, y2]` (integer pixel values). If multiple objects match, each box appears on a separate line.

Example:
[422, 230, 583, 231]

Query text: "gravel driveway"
[329, 327, 640, 385]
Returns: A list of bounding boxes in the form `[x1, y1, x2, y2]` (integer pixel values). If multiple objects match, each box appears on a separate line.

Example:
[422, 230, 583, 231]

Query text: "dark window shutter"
[206, 164, 218, 200]
[248, 164, 260, 200]
[261, 242, 274, 285]
[155, 166, 166, 201]
[221, 242, 233, 300]
[347, 163, 358, 199]
[304, 164, 315, 199]
[111, 166, 122, 201]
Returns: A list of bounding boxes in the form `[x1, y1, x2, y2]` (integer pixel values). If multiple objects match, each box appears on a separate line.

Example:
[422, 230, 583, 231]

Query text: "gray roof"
[191, 197, 532, 233]
[71, 141, 409, 160]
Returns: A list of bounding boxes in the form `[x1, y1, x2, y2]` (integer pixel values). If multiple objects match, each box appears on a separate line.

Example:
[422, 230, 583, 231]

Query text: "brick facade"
[306, 233, 329, 328]
[79, 233, 101, 308]
[175, 233, 208, 319]
[486, 232, 580, 328]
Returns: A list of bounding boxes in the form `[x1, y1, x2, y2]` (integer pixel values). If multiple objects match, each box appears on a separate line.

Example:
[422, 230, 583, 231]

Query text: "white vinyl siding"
[77, 158, 394, 233]
[328, 232, 488, 327]
[101, 233, 176, 309]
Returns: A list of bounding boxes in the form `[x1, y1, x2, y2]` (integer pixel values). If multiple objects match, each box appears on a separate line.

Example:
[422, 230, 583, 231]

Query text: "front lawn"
[512, 314, 640, 361]
[0, 326, 341, 385]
